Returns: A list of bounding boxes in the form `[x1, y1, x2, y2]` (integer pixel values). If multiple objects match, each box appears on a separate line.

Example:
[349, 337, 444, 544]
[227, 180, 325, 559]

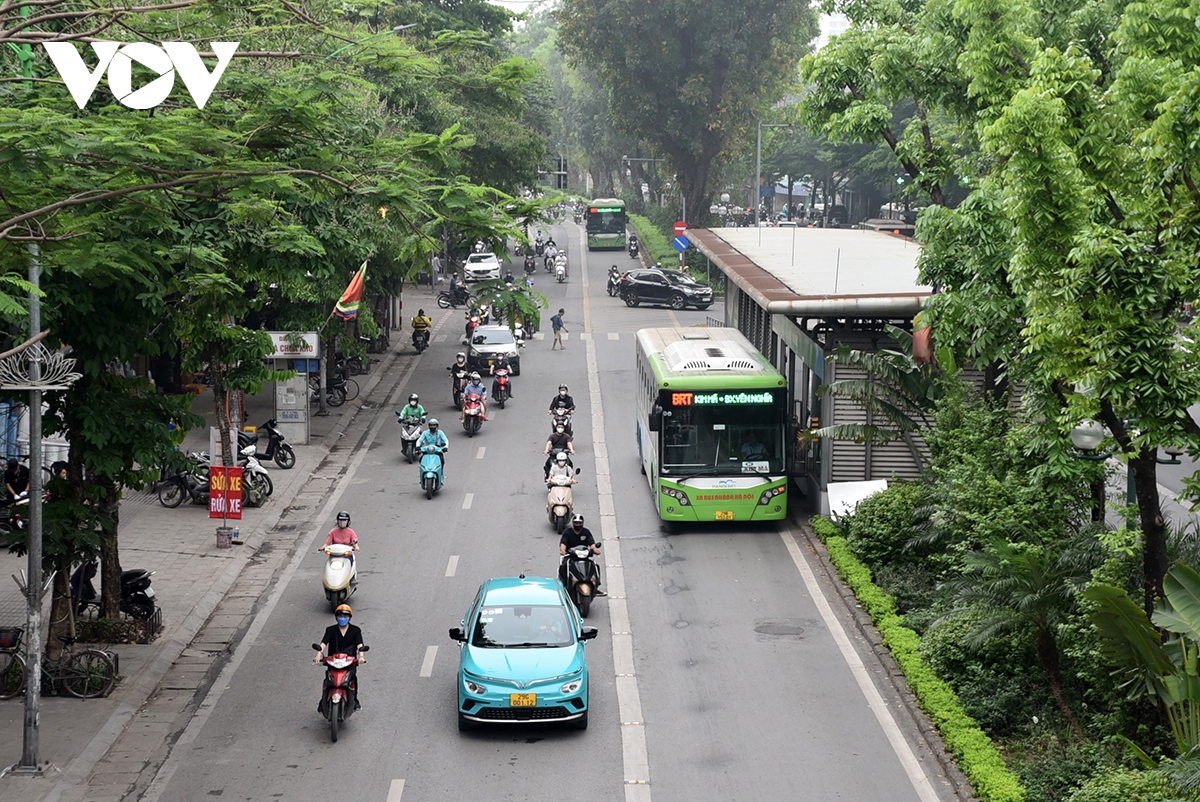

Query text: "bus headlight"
[758, 486, 784, 505]
[663, 488, 691, 506]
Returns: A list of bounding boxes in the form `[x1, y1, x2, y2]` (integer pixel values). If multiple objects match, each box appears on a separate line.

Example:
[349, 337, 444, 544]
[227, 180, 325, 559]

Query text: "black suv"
[618, 269, 713, 310]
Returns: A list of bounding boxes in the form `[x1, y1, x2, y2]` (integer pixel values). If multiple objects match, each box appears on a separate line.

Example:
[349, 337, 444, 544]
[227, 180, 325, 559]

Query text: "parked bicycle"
[0, 627, 117, 699]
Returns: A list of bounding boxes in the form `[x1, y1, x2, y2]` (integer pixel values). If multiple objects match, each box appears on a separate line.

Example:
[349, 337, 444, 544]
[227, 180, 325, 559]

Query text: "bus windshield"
[659, 401, 785, 476]
[586, 207, 625, 234]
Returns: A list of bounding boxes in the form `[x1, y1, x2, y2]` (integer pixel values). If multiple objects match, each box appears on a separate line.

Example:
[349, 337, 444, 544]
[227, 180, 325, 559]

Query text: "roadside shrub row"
[811, 516, 1027, 802]
[627, 213, 675, 266]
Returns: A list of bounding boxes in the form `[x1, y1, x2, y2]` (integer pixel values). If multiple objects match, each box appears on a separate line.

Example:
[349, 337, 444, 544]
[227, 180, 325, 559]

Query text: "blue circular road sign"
[672, 235, 689, 251]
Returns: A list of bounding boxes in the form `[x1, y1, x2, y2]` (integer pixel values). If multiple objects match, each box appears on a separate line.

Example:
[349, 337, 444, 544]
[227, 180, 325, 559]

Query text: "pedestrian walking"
[551, 308, 568, 350]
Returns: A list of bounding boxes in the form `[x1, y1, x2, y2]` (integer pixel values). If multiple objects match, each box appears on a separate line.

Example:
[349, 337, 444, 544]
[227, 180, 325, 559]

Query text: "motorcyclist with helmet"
[461, 371, 488, 420]
[559, 514, 604, 595]
[322, 510, 360, 563]
[546, 451, 577, 486]
[314, 603, 367, 710]
[417, 418, 449, 479]
[400, 393, 426, 420]
[543, 424, 574, 479]
[411, 308, 432, 350]
[548, 384, 576, 415]
[490, 352, 515, 398]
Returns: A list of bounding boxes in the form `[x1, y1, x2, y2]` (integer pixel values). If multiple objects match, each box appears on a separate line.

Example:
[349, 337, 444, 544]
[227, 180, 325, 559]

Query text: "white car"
[464, 253, 501, 282]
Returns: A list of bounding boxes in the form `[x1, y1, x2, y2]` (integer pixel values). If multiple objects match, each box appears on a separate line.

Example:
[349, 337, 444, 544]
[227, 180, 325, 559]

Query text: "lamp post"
[326, 24, 416, 59]
[1070, 419, 1182, 527]
[755, 122, 793, 242]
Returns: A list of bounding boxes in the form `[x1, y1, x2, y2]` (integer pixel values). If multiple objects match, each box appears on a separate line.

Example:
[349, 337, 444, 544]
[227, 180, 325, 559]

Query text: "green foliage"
[820, 530, 1027, 802]
[846, 480, 932, 567]
[1067, 768, 1200, 802]
[627, 214, 675, 266]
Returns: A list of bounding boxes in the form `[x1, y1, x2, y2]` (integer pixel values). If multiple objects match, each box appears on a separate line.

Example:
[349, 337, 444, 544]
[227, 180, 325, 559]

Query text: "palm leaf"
[1083, 584, 1176, 697]
[1156, 565, 1200, 640]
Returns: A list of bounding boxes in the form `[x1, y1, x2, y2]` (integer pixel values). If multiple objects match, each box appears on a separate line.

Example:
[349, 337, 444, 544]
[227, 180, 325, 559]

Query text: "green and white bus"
[585, 198, 626, 250]
[635, 328, 790, 523]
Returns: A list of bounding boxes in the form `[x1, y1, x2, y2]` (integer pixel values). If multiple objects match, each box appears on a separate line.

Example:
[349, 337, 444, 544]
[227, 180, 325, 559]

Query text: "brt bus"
[585, 198, 626, 250]
[635, 328, 790, 523]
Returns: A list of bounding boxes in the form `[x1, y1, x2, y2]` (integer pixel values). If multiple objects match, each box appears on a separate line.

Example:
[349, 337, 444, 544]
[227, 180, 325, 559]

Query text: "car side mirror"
[448, 627, 466, 642]
[579, 627, 599, 641]
[649, 405, 663, 432]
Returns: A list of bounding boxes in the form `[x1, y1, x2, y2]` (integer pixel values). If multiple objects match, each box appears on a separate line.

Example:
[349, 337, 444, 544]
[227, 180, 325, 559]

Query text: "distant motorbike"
[550, 408, 574, 437]
[313, 643, 369, 742]
[462, 392, 485, 437]
[535, 239, 545, 256]
[449, 366, 469, 408]
[629, 238, 640, 259]
[523, 256, 536, 274]
[465, 312, 481, 341]
[238, 418, 295, 469]
[562, 544, 602, 617]
[320, 544, 357, 612]
[492, 367, 511, 409]
[436, 289, 471, 309]
[547, 467, 581, 534]
[70, 559, 158, 621]
[607, 267, 621, 296]
[555, 261, 566, 283]
[412, 328, 430, 354]
[420, 442, 447, 499]
[398, 413, 425, 463]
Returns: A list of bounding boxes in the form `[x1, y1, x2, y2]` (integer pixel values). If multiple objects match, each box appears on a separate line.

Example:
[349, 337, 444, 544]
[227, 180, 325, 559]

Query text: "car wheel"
[625, 292, 640, 308]
[669, 293, 686, 310]
[569, 709, 588, 731]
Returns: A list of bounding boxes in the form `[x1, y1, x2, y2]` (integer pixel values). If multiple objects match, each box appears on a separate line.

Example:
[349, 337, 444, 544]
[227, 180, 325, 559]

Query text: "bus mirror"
[649, 405, 663, 432]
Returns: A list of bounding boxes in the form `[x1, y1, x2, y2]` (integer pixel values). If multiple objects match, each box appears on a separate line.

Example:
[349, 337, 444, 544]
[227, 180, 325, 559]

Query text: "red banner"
[209, 466, 244, 520]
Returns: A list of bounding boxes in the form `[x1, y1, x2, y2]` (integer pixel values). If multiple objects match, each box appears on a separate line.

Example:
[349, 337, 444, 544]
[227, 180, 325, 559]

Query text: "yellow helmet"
[334, 604, 352, 618]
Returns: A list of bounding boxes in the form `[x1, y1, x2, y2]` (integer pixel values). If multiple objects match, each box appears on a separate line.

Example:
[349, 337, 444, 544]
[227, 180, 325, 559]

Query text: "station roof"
[685, 226, 930, 317]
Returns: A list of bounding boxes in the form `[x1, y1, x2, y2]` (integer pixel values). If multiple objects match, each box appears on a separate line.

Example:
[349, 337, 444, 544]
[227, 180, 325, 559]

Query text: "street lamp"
[755, 122, 793, 241]
[327, 24, 416, 59]
[1070, 419, 1181, 527]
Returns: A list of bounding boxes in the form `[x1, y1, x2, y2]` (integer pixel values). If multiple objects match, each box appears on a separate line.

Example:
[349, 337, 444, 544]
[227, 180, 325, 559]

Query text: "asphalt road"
[144, 223, 957, 802]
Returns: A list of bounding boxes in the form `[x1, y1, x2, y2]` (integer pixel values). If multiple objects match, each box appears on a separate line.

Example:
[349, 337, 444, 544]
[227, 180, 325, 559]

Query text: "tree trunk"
[1132, 449, 1169, 616]
[46, 559, 72, 661]
[99, 477, 121, 619]
[1036, 628, 1085, 739]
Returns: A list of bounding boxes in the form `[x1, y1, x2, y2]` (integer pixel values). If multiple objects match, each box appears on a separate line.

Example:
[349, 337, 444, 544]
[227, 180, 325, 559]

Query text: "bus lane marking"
[387, 779, 405, 801]
[419, 646, 438, 678]
[462, 493, 473, 510]
[608, 332, 620, 340]
[445, 555, 458, 577]
[476, 446, 486, 459]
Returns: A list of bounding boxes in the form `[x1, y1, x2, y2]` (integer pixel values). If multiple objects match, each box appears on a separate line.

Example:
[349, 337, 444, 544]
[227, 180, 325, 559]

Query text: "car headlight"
[757, 486, 785, 505]
[560, 679, 583, 694]
[463, 677, 487, 695]
[662, 487, 691, 506]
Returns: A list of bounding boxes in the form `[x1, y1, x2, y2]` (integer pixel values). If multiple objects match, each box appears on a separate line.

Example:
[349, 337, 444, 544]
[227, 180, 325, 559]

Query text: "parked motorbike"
[562, 544, 602, 617]
[312, 643, 369, 742]
[0, 493, 28, 534]
[157, 455, 210, 508]
[239, 445, 273, 505]
[607, 267, 622, 297]
[461, 392, 485, 437]
[238, 419, 295, 469]
[397, 413, 426, 463]
[420, 442, 447, 499]
[491, 367, 511, 409]
[449, 366, 469, 408]
[70, 559, 158, 620]
[412, 328, 430, 354]
[547, 468, 581, 534]
[320, 544, 357, 612]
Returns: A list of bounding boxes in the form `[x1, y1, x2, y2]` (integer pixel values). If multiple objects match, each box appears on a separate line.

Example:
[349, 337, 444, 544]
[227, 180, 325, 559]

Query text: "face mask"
[559, 391, 566, 397]
[556, 428, 565, 434]
[336, 616, 350, 626]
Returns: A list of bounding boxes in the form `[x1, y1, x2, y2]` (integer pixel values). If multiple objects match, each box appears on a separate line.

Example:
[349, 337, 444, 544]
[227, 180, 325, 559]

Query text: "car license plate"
[715, 510, 734, 521]
[510, 693, 536, 707]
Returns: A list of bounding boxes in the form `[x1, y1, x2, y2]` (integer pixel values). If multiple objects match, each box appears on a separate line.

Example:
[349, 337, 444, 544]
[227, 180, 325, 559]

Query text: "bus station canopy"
[685, 227, 930, 318]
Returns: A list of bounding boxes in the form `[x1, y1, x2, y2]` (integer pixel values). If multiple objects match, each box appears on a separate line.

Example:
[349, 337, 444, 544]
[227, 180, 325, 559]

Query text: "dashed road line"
[476, 446, 486, 460]
[419, 646, 438, 678]
[462, 492, 473, 510]
[387, 778, 405, 801]
[608, 332, 620, 340]
[433, 334, 447, 343]
[445, 555, 459, 577]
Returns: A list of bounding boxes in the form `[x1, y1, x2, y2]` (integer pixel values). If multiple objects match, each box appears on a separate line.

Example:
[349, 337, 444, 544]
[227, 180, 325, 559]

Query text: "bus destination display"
[670, 391, 774, 406]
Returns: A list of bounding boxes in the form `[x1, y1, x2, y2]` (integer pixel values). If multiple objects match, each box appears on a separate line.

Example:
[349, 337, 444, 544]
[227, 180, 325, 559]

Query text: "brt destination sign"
[670, 391, 774, 406]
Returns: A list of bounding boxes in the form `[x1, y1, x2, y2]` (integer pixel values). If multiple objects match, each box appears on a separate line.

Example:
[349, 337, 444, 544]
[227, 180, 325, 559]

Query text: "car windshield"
[468, 254, 497, 263]
[471, 604, 574, 648]
[664, 272, 703, 287]
[473, 329, 514, 346]
[660, 402, 786, 475]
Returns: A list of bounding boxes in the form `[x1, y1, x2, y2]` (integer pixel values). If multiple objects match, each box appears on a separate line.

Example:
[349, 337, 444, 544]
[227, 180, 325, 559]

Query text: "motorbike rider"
[321, 510, 360, 564]
[449, 273, 468, 306]
[411, 307, 432, 343]
[314, 603, 367, 710]
[523, 254, 536, 273]
[399, 393, 426, 420]
[461, 371, 488, 420]
[490, 353, 515, 398]
[543, 424, 574, 478]
[559, 514, 604, 595]
[503, 268, 516, 286]
[546, 451, 577, 486]
[549, 384, 576, 415]
[545, 235, 557, 250]
[417, 419, 449, 481]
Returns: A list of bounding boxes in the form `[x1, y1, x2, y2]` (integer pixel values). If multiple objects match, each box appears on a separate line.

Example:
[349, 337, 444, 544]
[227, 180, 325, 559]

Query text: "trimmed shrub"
[847, 480, 931, 568]
[628, 213, 675, 265]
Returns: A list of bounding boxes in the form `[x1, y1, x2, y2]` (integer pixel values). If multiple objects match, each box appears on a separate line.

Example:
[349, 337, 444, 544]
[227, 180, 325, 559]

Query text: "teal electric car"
[449, 576, 597, 731]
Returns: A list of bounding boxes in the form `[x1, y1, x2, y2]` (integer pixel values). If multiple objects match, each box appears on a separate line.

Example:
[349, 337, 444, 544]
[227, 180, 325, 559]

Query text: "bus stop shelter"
[685, 226, 931, 515]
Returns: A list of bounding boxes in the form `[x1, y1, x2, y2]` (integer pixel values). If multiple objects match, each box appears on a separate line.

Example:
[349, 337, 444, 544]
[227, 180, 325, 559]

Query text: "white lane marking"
[781, 532, 941, 802]
[445, 555, 459, 577]
[533, 332, 546, 340]
[580, 228, 653, 798]
[419, 646, 438, 678]
[476, 446, 486, 460]
[433, 334, 447, 343]
[387, 778, 405, 801]
[608, 332, 620, 340]
[142, 345, 423, 802]
[580, 332, 591, 341]
[561, 332, 569, 341]
[462, 492, 473, 509]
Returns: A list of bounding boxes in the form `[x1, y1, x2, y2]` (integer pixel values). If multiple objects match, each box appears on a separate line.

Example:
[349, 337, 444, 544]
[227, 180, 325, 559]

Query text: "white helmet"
[556, 452, 568, 463]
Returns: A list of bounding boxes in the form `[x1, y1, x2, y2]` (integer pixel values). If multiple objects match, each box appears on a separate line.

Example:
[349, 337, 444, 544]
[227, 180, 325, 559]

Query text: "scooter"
[550, 409, 574, 437]
[492, 367, 511, 409]
[562, 544, 602, 617]
[465, 311, 481, 342]
[397, 413, 425, 463]
[420, 443, 447, 499]
[547, 467, 581, 533]
[535, 239, 545, 256]
[462, 392, 485, 437]
[523, 256, 536, 274]
[70, 559, 158, 620]
[436, 288, 471, 309]
[312, 643, 369, 742]
[629, 238, 640, 259]
[449, 366, 469, 408]
[320, 543, 357, 612]
[239, 445, 273, 505]
[555, 261, 566, 283]
[157, 455, 210, 508]
[412, 328, 430, 354]
[238, 419, 295, 469]
[607, 267, 621, 296]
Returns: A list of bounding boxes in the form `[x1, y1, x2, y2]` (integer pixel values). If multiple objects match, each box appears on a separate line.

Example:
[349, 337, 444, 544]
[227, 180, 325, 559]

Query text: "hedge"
[627, 213, 675, 266]
[811, 516, 1027, 802]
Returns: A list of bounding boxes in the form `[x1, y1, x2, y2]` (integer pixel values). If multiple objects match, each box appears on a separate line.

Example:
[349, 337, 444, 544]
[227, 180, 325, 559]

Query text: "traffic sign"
[673, 220, 687, 235]
[673, 235, 688, 251]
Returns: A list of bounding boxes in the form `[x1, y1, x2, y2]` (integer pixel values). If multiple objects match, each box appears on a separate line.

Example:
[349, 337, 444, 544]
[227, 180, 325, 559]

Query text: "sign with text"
[267, 331, 319, 358]
[208, 466, 243, 520]
[669, 391, 775, 406]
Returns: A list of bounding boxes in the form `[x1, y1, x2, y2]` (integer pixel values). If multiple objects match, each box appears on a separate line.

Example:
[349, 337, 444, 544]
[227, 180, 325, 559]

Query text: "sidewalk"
[0, 311, 443, 801]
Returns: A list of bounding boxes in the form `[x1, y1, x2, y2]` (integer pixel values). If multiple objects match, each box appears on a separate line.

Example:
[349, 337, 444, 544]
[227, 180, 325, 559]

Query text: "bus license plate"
[510, 693, 536, 707]
[715, 511, 734, 521]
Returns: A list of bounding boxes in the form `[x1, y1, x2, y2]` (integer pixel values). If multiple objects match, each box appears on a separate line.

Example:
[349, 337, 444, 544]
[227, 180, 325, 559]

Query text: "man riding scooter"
[417, 419, 449, 495]
[411, 308, 432, 352]
[314, 603, 367, 710]
[559, 514, 605, 596]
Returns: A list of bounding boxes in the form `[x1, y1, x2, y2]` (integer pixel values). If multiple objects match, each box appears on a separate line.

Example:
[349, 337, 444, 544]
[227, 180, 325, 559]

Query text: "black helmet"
[418, 308, 425, 316]
[336, 511, 351, 526]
